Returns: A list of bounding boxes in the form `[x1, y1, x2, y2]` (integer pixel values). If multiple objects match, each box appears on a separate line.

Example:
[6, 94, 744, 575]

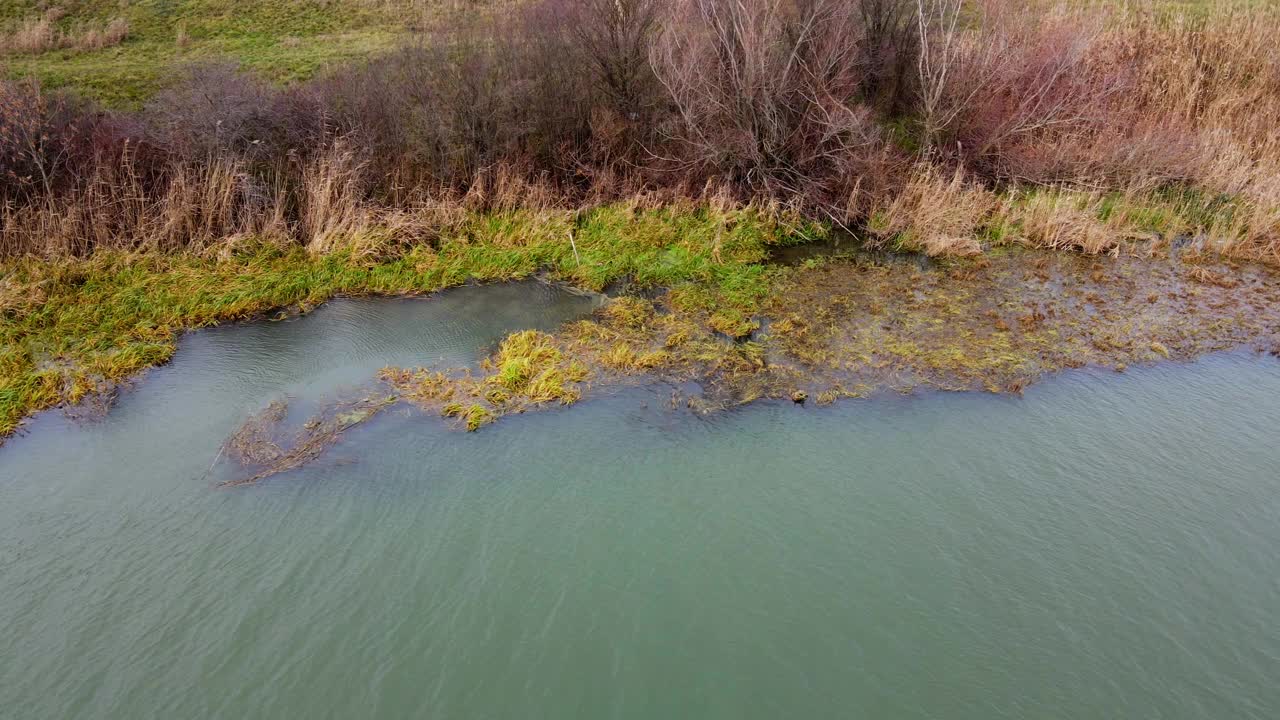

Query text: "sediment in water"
[219, 394, 396, 487]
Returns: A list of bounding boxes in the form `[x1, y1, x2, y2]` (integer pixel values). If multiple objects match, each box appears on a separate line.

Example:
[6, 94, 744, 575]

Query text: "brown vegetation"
[220, 395, 396, 486]
[1, 13, 128, 55]
[2, 0, 1279, 262]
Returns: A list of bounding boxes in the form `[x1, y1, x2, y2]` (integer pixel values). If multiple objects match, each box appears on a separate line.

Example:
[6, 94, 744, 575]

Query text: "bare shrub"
[0, 80, 103, 200]
[566, 0, 663, 121]
[919, 2, 1123, 178]
[651, 0, 892, 202]
[857, 0, 920, 113]
[144, 64, 282, 162]
[4, 0, 1279, 264]
[302, 3, 598, 198]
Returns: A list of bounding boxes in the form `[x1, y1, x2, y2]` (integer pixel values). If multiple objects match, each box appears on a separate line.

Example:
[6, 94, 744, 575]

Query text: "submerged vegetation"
[220, 394, 396, 486]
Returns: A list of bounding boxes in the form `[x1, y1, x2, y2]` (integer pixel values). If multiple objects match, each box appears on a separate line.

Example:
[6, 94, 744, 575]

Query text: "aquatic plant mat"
[212, 247, 1280, 483]
[384, 250, 1280, 416]
[219, 395, 395, 486]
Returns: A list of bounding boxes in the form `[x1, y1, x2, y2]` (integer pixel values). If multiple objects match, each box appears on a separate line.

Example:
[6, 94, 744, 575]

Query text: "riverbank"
[6, 198, 1279, 448]
[0, 203, 813, 437]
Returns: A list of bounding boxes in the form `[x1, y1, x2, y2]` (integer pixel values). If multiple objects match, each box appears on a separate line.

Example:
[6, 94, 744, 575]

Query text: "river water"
[2, 282, 1278, 719]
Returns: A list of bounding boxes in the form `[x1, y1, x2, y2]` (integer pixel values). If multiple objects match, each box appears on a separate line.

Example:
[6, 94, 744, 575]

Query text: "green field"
[0, 1, 467, 106]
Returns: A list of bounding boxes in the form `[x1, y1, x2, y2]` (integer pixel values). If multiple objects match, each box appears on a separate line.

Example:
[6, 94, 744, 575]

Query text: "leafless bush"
[4, 0, 1279, 263]
[0, 80, 101, 199]
[917, 2, 1122, 177]
[651, 0, 896, 203]
[144, 64, 283, 162]
[857, 0, 920, 113]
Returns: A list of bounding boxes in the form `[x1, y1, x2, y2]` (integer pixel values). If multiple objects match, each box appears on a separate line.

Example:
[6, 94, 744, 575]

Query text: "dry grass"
[2, 157, 286, 256]
[0, 144, 449, 259]
[1119, 10, 1280, 261]
[1, 14, 128, 54]
[867, 165, 995, 257]
[1007, 191, 1118, 255]
[897, 1, 1278, 262]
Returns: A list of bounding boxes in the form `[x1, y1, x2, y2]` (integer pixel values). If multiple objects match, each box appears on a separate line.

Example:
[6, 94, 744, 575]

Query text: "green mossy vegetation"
[381, 242, 1280, 436]
[0, 203, 813, 437]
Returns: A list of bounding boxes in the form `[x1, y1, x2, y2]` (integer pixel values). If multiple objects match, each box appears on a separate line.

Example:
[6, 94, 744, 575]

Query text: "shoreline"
[4, 203, 1279, 445]
[5, 240, 1279, 482]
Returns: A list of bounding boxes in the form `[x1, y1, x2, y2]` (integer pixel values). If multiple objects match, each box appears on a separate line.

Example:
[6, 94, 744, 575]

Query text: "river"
[2, 281, 1278, 719]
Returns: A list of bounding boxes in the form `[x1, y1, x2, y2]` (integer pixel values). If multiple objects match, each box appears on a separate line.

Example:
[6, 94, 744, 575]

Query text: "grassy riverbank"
[6, 196, 1280, 449]
[0, 204, 810, 436]
[6, 186, 1279, 439]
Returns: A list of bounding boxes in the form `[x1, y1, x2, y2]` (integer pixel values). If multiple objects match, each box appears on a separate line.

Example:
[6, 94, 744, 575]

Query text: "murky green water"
[3, 282, 1279, 719]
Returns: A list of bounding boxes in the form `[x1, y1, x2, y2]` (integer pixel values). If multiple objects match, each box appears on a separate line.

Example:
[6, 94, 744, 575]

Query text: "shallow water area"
[2, 281, 1280, 719]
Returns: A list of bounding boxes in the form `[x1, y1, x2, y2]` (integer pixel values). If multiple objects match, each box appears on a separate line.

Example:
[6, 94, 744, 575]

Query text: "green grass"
[0, 0, 445, 106]
[0, 203, 817, 437]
